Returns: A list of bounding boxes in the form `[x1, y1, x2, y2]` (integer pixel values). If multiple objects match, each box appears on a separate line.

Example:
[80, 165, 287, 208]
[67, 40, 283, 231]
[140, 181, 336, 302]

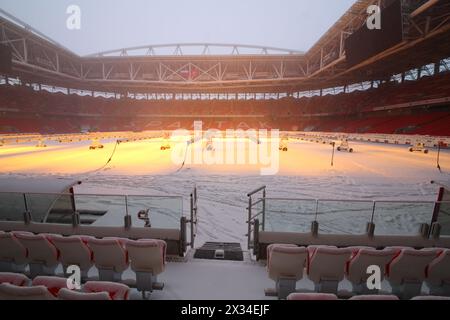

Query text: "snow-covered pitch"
[0, 134, 449, 246]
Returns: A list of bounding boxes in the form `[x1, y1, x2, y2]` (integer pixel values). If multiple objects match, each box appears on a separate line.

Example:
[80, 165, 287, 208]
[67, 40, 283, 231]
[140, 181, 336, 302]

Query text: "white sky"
[0, 0, 355, 56]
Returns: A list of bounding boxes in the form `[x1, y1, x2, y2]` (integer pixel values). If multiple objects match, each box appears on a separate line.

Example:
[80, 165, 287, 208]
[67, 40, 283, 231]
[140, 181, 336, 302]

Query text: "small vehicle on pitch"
[409, 142, 429, 154]
[279, 137, 288, 152]
[89, 139, 104, 150]
[337, 139, 354, 153]
[160, 143, 171, 151]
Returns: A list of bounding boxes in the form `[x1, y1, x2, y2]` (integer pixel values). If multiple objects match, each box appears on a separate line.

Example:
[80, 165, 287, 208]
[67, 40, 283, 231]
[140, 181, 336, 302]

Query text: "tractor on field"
[409, 142, 429, 154]
[337, 139, 354, 153]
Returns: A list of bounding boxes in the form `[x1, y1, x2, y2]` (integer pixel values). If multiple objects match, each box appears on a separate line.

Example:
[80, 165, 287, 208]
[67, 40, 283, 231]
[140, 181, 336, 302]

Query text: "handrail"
[247, 186, 266, 250]
[261, 197, 450, 204]
[187, 186, 198, 249]
[0, 191, 183, 199]
[247, 186, 267, 197]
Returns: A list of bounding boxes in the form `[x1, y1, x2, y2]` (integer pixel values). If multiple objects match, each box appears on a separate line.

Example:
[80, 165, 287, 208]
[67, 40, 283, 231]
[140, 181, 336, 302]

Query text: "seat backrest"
[347, 248, 396, 283]
[0, 283, 56, 300]
[14, 233, 59, 267]
[267, 244, 307, 281]
[88, 238, 128, 272]
[0, 232, 28, 265]
[84, 281, 130, 300]
[126, 239, 166, 275]
[0, 272, 29, 286]
[426, 249, 450, 286]
[50, 235, 93, 270]
[411, 295, 450, 300]
[349, 295, 399, 300]
[308, 247, 352, 283]
[32, 276, 69, 297]
[58, 288, 111, 300]
[387, 249, 438, 285]
[287, 293, 338, 300]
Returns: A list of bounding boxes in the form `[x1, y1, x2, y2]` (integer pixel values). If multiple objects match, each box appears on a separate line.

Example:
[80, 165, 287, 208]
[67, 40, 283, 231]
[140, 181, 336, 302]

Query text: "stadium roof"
[1, 0, 450, 93]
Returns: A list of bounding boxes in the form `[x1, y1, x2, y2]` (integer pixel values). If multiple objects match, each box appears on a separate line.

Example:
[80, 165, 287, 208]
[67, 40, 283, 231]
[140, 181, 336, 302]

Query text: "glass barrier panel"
[373, 201, 434, 236]
[0, 192, 27, 222]
[436, 201, 450, 236]
[126, 196, 183, 229]
[263, 199, 317, 233]
[73, 194, 127, 226]
[316, 200, 374, 235]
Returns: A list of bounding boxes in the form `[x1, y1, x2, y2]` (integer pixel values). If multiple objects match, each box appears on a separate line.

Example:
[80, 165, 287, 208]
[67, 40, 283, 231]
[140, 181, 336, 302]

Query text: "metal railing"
[187, 186, 198, 248]
[246, 187, 450, 249]
[246, 186, 266, 249]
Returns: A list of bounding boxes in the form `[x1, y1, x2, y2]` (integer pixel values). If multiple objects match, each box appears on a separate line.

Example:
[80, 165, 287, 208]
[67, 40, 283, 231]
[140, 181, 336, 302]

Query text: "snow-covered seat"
[287, 293, 338, 300]
[58, 288, 111, 300]
[0, 283, 56, 300]
[307, 247, 352, 294]
[349, 294, 399, 300]
[386, 248, 438, 299]
[84, 281, 130, 300]
[266, 244, 308, 299]
[13, 232, 59, 278]
[346, 248, 396, 294]
[0, 272, 29, 286]
[411, 295, 450, 300]
[126, 239, 166, 298]
[32, 276, 69, 298]
[88, 238, 129, 282]
[50, 235, 94, 279]
[0, 232, 28, 272]
[425, 248, 450, 296]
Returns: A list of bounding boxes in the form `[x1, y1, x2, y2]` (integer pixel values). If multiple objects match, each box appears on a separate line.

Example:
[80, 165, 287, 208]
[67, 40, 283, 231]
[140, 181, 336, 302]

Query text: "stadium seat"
[32, 276, 69, 297]
[307, 247, 352, 294]
[88, 238, 129, 282]
[84, 281, 130, 300]
[50, 235, 94, 279]
[287, 293, 338, 300]
[126, 239, 166, 299]
[266, 244, 308, 299]
[58, 288, 111, 300]
[0, 232, 28, 272]
[13, 232, 59, 278]
[411, 295, 450, 300]
[0, 272, 30, 286]
[425, 248, 450, 296]
[386, 248, 438, 299]
[0, 283, 56, 300]
[346, 248, 396, 294]
[349, 295, 399, 300]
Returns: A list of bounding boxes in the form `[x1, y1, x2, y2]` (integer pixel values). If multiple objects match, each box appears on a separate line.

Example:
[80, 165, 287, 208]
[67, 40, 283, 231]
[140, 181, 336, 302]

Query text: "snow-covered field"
[1, 136, 449, 247]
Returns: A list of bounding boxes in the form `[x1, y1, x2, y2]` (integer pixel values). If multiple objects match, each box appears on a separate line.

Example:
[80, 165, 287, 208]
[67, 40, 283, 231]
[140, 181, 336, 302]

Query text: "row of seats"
[266, 244, 450, 299]
[0, 273, 130, 300]
[0, 231, 166, 297]
[286, 293, 450, 300]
